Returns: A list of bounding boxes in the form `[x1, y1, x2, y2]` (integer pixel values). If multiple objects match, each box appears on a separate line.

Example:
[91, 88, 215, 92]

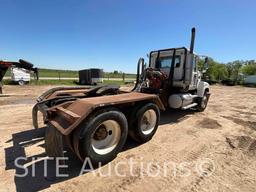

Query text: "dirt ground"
[0, 85, 256, 192]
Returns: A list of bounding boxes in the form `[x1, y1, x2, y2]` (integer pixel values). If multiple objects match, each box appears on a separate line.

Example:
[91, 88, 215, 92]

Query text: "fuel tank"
[168, 93, 195, 109]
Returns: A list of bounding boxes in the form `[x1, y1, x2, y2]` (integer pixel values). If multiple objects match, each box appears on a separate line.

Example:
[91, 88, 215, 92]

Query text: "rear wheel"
[129, 103, 160, 143]
[73, 109, 128, 165]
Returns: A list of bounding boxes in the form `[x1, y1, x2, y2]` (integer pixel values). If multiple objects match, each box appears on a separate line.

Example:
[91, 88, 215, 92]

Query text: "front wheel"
[129, 103, 160, 143]
[73, 110, 128, 165]
[197, 91, 210, 112]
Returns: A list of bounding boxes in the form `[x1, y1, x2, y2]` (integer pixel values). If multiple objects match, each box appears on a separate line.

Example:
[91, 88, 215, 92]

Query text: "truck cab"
[139, 28, 210, 111]
[149, 47, 201, 91]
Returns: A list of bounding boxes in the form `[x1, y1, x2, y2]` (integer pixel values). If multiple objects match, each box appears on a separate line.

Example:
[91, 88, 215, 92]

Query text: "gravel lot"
[0, 85, 256, 192]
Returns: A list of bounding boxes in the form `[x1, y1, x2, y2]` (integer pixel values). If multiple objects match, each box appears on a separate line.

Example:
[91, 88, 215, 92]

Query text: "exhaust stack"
[190, 27, 196, 54]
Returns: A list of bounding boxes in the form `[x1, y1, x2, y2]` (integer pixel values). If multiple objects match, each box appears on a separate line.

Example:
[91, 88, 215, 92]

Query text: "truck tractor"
[33, 28, 210, 165]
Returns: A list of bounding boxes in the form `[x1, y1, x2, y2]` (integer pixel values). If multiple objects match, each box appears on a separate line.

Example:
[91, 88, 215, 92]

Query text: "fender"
[197, 81, 210, 97]
[47, 92, 165, 135]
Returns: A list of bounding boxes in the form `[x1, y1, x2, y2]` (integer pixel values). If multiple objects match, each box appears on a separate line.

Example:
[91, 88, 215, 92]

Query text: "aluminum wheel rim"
[140, 109, 157, 135]
[91, 120, 121, 155]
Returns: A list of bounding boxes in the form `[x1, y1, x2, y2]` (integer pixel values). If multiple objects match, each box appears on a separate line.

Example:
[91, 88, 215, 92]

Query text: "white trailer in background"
[11, 67, 31, 85]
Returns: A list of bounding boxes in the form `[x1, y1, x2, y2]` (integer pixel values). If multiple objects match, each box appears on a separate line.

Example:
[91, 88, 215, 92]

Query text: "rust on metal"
[43, 89, 91, 100]
[48, 92, 164, 135]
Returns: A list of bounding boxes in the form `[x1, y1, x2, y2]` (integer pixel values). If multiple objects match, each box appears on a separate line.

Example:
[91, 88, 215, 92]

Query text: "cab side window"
[157, 56, 181, 68]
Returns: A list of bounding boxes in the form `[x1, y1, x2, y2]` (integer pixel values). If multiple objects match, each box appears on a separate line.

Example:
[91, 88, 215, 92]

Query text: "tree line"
[198, 58, 256, 84]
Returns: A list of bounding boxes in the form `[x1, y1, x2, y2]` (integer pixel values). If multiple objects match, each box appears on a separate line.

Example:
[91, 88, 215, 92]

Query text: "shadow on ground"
[5, 109, 195, 192]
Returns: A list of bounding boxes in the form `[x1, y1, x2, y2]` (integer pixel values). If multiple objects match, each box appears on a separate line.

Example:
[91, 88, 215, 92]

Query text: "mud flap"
[44, 125, 65, 180]
[45, 124, 64, 158]
[32, 104, 39, 129]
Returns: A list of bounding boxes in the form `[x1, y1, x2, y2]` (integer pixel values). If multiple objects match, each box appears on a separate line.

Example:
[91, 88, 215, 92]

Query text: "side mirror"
[204, 57, 209, 69]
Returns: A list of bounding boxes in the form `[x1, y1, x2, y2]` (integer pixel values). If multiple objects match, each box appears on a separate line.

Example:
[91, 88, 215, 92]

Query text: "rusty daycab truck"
[33, 28, 210, 165]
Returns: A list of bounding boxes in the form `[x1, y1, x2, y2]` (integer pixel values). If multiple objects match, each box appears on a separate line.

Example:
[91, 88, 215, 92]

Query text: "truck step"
[190, 95, 199, 99]
[182, 103, 198, 110]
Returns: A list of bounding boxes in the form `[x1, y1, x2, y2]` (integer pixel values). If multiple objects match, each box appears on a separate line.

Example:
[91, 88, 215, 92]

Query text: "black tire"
[32, 104, 39, 129]
[18, 80, 25, 86]
[77, 110, 128, 165]
[129, 103, 160, 143]
[197, 91, 209, 112]
[0, 82, 2, 94]
[96, 85, 120, 95]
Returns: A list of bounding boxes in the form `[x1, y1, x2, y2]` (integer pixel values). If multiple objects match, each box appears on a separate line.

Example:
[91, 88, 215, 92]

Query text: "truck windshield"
[158, 56, 181, 68]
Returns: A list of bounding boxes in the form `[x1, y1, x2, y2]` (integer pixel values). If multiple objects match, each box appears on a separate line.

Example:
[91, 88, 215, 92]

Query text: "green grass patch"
[29, 80, 126, 86]
[4, 68, 78, 78]
[104, 72, 136, 79]
[103, 80, 126, 85]
[4, 68, 136, 79]
[38, 68, 78, 78]
[2, 79, 12, 85]
[4, 69, 11, 76]
[31, 80, 128, 86]
[2, 79, 130, 86]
